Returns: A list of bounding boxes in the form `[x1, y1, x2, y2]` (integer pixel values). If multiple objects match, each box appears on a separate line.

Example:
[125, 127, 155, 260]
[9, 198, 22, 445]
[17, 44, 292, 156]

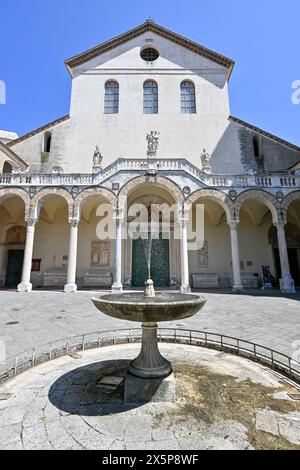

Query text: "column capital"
[274, 222, 286, 230]
[228, 220, 240, 230]
[69, 218, 79, 228]
[177, 203, 191, 224]
[113, 208, 124, 223]
[25, 217, 38, 227]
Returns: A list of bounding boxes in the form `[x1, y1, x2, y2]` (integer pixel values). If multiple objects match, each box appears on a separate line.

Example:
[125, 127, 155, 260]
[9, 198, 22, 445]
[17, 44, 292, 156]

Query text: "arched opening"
[126, 185, 178, 288]
[181, 80, 196, 113]
[104, 81, 119, 114]
[188, 197, 232, 289]
[238, 198, 276, 288]
[44, 131, 52, 153]
[77, 194, 116, 288]
[2, 161, 13, 174]
[253, 135, 264, 172]
[33, 195, 69, 289]
[0, 195, 26, 289]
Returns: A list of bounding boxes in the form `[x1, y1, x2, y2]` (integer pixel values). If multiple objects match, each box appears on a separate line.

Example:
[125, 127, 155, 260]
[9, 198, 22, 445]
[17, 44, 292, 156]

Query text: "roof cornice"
[65, 21, 235, 80]
[229, 115, 300, 153]
[0, 142, 29, 171]
[7, 115, 70, 147]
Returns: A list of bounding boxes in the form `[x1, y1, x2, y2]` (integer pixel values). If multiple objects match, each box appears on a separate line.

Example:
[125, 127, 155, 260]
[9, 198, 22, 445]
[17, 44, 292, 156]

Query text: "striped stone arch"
[187, 189, 234, 223]
[31, 188, 74, 220]
[74, 187, 117, 219]
[282, 191, 300, 212]
[234, 190, 280, 224]
[0, 187, 31, 221]
[118, 175, 184, 207]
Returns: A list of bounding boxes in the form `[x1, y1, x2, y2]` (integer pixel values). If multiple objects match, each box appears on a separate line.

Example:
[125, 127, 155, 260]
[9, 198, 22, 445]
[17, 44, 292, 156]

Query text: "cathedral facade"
[0, 21, 300, 294]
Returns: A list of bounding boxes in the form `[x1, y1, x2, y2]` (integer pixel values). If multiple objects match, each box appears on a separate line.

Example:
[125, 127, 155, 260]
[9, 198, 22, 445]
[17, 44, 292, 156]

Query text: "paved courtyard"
[1, 343, 300, 450]
[0, 290, 299, 361]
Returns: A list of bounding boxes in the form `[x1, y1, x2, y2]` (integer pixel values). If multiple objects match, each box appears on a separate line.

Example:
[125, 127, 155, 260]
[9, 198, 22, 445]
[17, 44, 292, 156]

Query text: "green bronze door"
[132, 236, 170, 288]
[5, 250, 24, 288]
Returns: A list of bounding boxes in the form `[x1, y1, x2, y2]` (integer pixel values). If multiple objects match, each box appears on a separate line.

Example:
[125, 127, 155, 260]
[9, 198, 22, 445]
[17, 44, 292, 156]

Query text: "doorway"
[5, 250, 24, 288]
[132, 236, 170, 288]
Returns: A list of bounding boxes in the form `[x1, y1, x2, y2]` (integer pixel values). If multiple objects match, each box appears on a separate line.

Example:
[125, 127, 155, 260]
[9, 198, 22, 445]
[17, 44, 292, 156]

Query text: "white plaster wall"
[187, 212, 275, 284]
[9, 30, 300, 175]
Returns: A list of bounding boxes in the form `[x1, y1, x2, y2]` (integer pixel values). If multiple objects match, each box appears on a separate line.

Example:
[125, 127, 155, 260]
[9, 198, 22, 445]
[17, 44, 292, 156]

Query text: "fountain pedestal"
[128, 323, 172, 379]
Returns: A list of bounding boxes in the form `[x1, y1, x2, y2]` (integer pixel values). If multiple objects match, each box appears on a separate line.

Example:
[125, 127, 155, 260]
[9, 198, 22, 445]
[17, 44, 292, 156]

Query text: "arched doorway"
[125, 187, 179, 288]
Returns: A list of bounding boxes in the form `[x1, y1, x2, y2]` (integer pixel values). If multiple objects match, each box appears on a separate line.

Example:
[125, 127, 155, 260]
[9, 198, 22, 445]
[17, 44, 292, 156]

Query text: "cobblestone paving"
[0, 290, 299, 361]
[0, 344, 300, 450]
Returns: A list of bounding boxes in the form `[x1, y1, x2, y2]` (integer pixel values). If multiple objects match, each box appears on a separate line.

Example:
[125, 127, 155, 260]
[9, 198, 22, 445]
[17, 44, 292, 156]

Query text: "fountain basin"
[92, 293, 206, 323]
[92, 292, 207, 380]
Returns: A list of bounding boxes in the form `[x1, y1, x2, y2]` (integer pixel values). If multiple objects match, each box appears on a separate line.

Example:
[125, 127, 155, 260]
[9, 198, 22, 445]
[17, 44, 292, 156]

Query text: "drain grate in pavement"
[6, 321, 19, 326]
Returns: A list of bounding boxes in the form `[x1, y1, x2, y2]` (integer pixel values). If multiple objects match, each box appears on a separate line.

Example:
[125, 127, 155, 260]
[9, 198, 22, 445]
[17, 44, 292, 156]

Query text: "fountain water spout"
[144, 277, 156, 298]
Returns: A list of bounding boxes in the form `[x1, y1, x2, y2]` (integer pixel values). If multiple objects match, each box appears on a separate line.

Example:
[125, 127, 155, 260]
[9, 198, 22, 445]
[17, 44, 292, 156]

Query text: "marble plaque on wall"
[91, 241, 110, 268]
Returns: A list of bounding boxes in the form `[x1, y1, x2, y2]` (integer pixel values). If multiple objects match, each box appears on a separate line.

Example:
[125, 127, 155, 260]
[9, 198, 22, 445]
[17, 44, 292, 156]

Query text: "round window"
[140, 47, 159, 62]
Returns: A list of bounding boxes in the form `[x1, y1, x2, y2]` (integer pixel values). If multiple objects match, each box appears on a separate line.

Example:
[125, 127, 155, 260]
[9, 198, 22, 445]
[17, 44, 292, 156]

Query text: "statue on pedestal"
[147, 131, 160, 156]
[201, 148, 212, 174]
[93, 145, 103, 169]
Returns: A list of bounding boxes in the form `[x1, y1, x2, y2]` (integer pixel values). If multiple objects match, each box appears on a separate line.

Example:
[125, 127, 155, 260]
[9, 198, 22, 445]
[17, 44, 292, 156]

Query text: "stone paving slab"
[0, 290, 300, 363]
[0, 343, 300, 450]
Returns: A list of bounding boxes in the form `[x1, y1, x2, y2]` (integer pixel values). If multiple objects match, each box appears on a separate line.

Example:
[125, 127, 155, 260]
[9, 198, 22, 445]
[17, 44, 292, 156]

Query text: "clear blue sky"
[0, 0, 299, 145]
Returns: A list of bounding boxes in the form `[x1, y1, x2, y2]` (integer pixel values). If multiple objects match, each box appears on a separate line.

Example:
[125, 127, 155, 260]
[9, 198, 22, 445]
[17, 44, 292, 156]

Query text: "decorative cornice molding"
[7, 115, 70, 147]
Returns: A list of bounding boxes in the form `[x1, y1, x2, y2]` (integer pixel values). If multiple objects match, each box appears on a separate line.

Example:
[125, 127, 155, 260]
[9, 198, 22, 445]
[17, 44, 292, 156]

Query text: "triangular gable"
[229, 116, 300, 153]
[65, 20, 234, 80]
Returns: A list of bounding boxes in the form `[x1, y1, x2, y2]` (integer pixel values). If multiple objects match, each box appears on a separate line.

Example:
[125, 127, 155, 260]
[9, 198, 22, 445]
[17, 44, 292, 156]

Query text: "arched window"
[104, 81, 119, 114]
[143, 80, 158, 114]
[253, 136, 260, 158]
[44, 131, 52, 153]
[181, 81, 196, 113]
[253, 135, 264, 172]
[2, 161, 13, 174]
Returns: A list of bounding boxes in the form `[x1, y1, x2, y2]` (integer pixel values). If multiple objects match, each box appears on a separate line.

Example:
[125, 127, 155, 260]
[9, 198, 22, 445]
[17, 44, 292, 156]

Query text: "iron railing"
[0, 328, 299, 386]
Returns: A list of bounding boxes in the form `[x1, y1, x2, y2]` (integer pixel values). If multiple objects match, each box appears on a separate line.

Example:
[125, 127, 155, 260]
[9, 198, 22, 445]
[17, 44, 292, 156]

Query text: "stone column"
[179, 206, 191, 294]
[275, 223, 295, 293]
[229, 222, 244, 293]
[112, 208, 123, 292]
[64, 219, 79, 293]
[18, 218, 37, 292]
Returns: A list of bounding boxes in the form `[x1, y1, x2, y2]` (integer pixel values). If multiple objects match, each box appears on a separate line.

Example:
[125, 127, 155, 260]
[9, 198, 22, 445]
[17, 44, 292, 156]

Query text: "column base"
[180, 284, 191, 294]
[280, 276, 296, 294]
[64, 283, 77, 293]
[111, 283, 123, 293]
[17, 282, 32, 293]
[232, 285, 245, 294]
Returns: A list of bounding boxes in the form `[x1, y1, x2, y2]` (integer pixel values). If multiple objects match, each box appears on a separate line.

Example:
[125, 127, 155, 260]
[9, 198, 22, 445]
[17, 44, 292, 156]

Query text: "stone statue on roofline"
[147, 131, 160, 156]
[93, 145, 103, 170]
[201, 148, 212, 174]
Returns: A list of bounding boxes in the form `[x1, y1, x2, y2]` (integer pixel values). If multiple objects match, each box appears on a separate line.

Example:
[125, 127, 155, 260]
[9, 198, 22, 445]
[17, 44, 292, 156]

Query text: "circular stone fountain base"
[1, 343, 300, 450]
